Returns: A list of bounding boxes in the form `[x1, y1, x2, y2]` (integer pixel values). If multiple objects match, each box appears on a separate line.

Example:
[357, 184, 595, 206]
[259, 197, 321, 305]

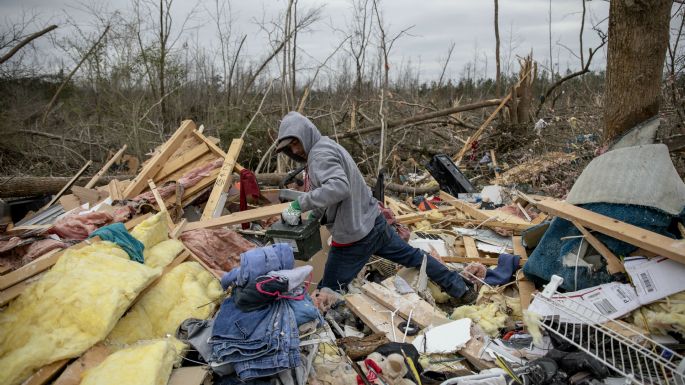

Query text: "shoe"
[451, 280, 477, 307]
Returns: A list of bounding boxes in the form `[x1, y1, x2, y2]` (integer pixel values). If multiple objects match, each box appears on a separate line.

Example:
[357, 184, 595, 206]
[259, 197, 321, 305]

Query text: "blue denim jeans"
[319, 214, 468, 298]
[211, 297, 301, 380]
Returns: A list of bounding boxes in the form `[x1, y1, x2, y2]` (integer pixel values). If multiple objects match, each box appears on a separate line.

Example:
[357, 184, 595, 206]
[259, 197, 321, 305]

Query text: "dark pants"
[319, 214, 467, 298]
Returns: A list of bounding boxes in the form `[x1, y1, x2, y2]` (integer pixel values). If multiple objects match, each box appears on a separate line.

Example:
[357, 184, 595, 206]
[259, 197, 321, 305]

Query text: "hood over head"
[276, 112, 322, 162]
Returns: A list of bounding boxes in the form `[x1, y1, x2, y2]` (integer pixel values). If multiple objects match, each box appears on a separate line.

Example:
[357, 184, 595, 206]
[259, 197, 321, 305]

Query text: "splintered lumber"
[345, 293, 407, 342]
[43, 160, 93, 210]
[439, 191, 490, 220]
[572, 221, 625, 274]
[463, 236, 480, 259]
[123, 120, 196, 198]
[201, 139, 244, 220]
[184, 202, 289, 231]
[536, 199, 685, 265]
[454, 70, 531, 165]
[364, 280, 449, 328]
[53, 344, 111, 385]
[0, 271, 45, 306]
[85, 144, 127, 189]
[490, 149, 501, 179]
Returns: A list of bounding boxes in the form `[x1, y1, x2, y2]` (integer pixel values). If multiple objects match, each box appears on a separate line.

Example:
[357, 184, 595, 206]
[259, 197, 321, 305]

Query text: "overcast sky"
[1, 0, 611, 82]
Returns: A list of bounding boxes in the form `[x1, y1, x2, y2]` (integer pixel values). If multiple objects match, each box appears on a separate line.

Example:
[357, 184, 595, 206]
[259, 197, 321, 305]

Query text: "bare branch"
[0, 24, 57, 64]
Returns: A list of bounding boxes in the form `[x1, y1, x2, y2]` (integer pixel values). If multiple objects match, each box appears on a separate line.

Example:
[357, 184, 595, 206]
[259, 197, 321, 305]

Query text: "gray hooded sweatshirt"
[277, 111, 379, 244]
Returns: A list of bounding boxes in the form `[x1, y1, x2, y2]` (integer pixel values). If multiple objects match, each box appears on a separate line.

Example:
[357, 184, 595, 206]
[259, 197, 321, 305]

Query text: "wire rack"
[531, 292, 685, 385]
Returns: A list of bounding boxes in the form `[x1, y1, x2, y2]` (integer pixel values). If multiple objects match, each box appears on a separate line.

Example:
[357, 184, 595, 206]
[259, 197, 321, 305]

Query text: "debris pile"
[1, 115, 685, 385]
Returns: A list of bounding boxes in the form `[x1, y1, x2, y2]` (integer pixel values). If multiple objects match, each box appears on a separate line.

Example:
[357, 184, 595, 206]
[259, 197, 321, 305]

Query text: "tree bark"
[494, 0, 501, 97]
[0, 25, 57, 64]
[603, 0, 671, 142]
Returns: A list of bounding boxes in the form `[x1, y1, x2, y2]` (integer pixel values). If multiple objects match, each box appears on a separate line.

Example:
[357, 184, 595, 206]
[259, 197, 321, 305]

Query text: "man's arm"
[298, 153, 351, 211]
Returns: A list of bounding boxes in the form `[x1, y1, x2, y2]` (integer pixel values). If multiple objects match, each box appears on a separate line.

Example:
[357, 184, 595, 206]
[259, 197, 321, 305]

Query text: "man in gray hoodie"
[276, 111, 475, 304]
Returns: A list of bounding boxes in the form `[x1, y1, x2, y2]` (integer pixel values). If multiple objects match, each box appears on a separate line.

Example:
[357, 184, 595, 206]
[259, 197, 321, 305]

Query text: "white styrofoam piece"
[412, 318, 472, 354]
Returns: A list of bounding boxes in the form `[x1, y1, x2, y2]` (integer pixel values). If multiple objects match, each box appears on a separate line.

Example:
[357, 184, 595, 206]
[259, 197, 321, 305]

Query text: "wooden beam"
[0, 237, 99, 290]
[345, 293, 408, 342]
[123, 120, 196, 198]
[184, 203, 289, 231]
[362, 281, 449, 329]
[191, 130, 245, 172]
[517, 203, 532, 222]
[85, 145, 127, 189]
[490, 149, 501, 179]
[23, 359, 70, 385]
[0, 249, 61, 290]
[536, 199, 685, 266]
[155, 142, 212, 182]
[439, 191, 490, 220]
[572, 221, 626, 274]
[0, 272, 45, 306]
[53, 344, 111, 385]
[108, 179, 123, 201]
[516, 270, 535, 311]
[463, 236, 480, 259]
[185, 248, 223, 279]
[124, 213, 152, 230]
[43, 160, 93, 210]
[201, 139, 244, 220]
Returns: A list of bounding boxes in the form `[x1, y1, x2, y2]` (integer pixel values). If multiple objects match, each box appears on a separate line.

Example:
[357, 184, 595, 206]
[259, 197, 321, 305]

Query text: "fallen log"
[2, 173, 434, 198]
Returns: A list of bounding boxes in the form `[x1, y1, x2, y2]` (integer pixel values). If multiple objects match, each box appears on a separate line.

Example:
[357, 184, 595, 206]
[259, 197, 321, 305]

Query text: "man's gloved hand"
[282, 200, 302, 225]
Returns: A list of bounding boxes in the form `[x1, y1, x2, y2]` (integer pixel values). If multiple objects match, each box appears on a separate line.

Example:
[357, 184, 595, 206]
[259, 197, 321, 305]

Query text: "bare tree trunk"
[604, 0, 671, 142]
[494, 0, 501, 97]
[159, 0, 169, 132]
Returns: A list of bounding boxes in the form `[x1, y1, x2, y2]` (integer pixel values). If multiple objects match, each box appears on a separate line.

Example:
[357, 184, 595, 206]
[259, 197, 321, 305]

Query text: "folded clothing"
[211, 297, 301, 380]
[233, 275, 290, 312]
[221, 244, 294, 289]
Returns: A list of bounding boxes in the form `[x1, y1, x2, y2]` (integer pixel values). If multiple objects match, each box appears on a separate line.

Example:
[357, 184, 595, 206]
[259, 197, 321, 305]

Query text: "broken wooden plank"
[23, 359, 70, 385]
[52, 344, 111, 385]
[0, 271, 45, 306]
[463, 236, 480, 259]
[43, 160, 93, 210]
[536, 199, 685, 266]
[123, 120, 196, 198]
[572, 221, 625, 274]
[168, 366, 209, 385]
[124, 212, 152, 230]
[517, 202, 532, 222]
[171, 219, 187, 239]
[108, 179, 123, 201]
[439, 191, 490, 221]
[0, 237, 99, 290]
[71, 186, 101, 205]
[184, 202, 289, 231]
[490, 149, 501, 179]
[362, 281, 449, 329]
[155, 142, 212, 182]
[345, 293, 408, 342]
[85, 145, 127, 189]
[185, 248, 223, 279]
[0, 249, 61, 290]
[201, 139, 244, 220]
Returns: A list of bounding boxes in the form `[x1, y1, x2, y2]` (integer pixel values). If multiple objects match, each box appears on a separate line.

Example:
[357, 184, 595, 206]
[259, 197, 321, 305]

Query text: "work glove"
[282, 200, 302, 225]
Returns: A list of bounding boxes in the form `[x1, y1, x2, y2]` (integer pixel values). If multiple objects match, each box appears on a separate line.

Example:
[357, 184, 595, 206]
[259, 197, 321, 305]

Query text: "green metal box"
[266, 219, 322, 261]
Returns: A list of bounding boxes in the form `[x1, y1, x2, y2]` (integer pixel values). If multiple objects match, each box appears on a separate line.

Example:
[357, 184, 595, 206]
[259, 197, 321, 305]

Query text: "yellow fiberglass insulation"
[131, 212, 169, 249]
[630, 291, 685, 337]
[0, 241, 160, 385]
[107, 261, 223, 346]
[145, 239, 185, 269]
[81, 338, 185, 385]
[451, 303, 508, 337]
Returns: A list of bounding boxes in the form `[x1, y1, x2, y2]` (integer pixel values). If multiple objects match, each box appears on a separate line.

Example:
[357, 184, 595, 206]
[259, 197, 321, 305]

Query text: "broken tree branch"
[0, 24, 57, 64]
[332, 98, 502, 140]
